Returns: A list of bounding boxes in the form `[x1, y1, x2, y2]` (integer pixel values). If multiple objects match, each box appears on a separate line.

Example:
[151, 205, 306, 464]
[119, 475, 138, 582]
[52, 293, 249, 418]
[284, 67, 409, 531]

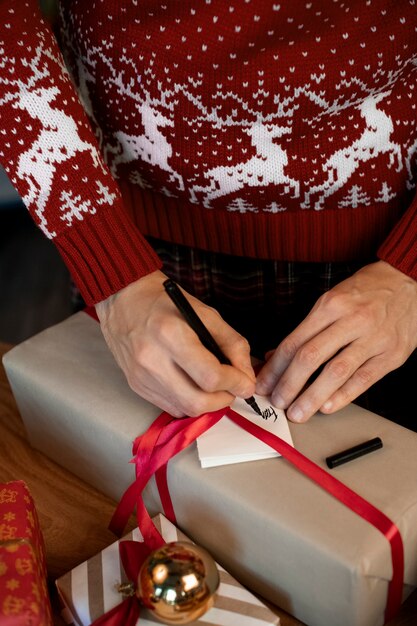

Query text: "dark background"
[0, 166, 73, 344]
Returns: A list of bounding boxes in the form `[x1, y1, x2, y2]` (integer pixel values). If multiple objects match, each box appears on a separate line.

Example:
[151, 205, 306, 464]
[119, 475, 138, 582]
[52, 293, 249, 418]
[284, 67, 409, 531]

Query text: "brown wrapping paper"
[4, 312, 417, 626]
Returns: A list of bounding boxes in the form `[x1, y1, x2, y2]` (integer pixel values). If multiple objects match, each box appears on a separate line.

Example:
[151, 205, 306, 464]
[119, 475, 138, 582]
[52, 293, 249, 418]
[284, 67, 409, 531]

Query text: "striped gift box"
[56, 514, 279, 626]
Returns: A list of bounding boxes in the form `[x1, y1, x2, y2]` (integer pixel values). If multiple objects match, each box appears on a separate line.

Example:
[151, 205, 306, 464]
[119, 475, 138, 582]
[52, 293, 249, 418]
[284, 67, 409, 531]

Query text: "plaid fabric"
[73, 239, 415, 430]
[149, 238, 416, 430]
[148, 237, 369, 358]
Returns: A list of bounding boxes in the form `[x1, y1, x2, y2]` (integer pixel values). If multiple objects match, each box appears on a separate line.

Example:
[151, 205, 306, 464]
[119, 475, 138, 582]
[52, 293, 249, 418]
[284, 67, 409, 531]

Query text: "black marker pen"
[163, 278, 262, 417]
[326, 437, 383, 469]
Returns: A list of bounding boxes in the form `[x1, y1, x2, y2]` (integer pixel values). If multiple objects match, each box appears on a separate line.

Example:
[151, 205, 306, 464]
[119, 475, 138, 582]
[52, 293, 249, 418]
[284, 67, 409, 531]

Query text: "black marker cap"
[326, 437, 383, 469]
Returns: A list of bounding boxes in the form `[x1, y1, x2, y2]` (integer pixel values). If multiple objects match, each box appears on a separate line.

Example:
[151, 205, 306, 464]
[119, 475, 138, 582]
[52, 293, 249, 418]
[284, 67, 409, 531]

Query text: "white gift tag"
[196, 394, 293, 468]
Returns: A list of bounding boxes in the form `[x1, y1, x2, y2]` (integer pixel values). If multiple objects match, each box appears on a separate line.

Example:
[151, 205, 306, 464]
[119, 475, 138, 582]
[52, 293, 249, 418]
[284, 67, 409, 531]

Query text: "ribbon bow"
[91, 539, 156, 626]
[98, 406, 403, 625]
[92, 410, 225, 626]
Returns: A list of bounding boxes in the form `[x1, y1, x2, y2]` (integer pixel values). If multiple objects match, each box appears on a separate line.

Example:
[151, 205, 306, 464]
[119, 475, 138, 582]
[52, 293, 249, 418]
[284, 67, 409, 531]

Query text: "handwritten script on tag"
[196, 394, 293, 468]
[262, 406, 279, 422]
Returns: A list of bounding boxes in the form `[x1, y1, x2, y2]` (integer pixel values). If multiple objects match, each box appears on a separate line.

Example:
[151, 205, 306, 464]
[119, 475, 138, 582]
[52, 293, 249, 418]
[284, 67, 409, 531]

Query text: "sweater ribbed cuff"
[377, 195, 417, 282]
[54, 207, 162, 305]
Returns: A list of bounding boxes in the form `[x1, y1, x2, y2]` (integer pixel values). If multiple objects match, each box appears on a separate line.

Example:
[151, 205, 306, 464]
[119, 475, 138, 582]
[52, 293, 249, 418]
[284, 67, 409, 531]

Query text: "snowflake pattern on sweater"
[0, 3, 122, 238]
[58, 0, 417, 215]
[0, 0, 416, 303]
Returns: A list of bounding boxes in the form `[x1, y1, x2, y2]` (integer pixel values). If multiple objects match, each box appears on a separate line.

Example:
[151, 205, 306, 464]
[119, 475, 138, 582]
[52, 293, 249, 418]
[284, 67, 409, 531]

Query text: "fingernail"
[288, 405, 304, 422]
[321, 400, 332, 412]
[271, 392, 286, 409]
[255, 380, 270, 395]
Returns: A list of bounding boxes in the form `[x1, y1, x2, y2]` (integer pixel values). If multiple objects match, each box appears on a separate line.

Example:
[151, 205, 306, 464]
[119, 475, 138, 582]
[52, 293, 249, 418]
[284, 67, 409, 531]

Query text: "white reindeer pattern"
[14, 85, 104, 237]
[302, 91, 403, 210]
[190, 121, 299, 208]
[109, 101, 184, 191]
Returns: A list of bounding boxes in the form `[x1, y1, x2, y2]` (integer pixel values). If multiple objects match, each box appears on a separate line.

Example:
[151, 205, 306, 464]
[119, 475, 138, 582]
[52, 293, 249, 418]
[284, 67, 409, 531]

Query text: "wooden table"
[0, 342, 416, 626]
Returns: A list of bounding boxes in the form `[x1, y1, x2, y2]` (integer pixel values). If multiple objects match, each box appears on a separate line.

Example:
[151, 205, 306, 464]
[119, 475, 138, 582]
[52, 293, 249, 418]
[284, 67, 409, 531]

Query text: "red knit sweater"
[1, 1, 416, 304]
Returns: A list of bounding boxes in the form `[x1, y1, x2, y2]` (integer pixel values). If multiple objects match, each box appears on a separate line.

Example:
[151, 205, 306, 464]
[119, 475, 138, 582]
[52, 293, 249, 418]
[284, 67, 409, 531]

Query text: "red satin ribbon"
[91, 540, 154, 626]
[225, 409, 404, 624]
[109, 410, 225, 542]
[107, 406, 403, 625]
[97, 413, 226, 626]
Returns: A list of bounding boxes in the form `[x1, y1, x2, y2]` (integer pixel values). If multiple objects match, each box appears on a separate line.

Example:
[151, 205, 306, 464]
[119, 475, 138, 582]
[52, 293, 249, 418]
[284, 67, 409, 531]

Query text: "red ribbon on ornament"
[106, 406, 404, 626]
[91, 540, 154, 626]
[92, 411, 226, 626]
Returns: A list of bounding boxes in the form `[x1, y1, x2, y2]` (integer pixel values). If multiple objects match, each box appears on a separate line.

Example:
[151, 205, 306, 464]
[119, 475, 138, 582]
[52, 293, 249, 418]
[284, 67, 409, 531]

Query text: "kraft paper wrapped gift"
[0, 480, 53, 626]
[3, 312, 417, 626]
[56, 512, 280, 626]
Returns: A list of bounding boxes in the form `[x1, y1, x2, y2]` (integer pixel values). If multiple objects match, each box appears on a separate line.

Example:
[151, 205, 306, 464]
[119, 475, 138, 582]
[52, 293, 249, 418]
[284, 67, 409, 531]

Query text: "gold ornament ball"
[137, 541, 220, 624]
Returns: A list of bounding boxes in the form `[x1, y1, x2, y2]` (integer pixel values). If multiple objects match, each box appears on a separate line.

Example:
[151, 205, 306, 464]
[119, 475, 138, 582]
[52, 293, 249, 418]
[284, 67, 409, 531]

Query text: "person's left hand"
[256, 261, 417, 423]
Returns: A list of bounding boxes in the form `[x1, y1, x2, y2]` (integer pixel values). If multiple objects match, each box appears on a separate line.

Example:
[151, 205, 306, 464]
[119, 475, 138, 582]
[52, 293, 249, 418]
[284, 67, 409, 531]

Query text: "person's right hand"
[95, 270, 256, 417]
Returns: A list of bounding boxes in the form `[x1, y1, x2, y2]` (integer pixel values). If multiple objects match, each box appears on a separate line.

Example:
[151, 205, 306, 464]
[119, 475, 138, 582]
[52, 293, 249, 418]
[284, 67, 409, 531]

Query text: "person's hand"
[95, 270, 256, 417]
[256, 261, 417, 423]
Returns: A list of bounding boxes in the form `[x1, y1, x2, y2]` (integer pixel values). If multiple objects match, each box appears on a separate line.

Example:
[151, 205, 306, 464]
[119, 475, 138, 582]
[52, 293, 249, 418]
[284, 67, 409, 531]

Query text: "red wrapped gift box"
[0, 480, 53, 625]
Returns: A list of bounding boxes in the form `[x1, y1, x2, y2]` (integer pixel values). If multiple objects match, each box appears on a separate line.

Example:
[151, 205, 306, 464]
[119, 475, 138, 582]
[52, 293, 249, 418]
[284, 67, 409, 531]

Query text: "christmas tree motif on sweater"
[264, 202, 287, 213]
[227, 198, 258, 213]
[375, 182, 397, 204]
[59, 181, 117, 226]
[14, 85, 106, 236]
[302, 91, 403, 211]
[0, 43, 106, 238]
[128, 170, 153, 189]
[338, 185, 371, 209]
[190, 119, 299, 208]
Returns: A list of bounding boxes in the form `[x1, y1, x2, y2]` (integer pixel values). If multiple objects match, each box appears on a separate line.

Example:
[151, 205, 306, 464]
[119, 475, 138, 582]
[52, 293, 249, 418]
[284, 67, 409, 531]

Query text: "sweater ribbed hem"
[119, 181, 410, 267]
[54, 205, 162, 305]
[377, 195, 417, 282]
